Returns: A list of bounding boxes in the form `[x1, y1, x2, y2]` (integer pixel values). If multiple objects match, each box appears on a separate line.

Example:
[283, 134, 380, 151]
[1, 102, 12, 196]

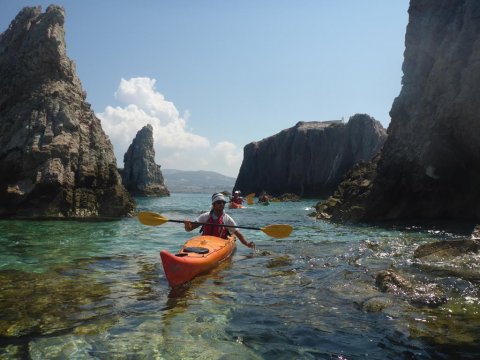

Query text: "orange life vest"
[202, 212, 228, 239]
[232, 197, 243, 204]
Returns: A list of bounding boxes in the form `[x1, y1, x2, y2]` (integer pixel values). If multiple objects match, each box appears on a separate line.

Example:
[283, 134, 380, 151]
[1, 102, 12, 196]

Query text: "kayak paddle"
[138, 211, 293, 239]
[246, 193, 255, 205]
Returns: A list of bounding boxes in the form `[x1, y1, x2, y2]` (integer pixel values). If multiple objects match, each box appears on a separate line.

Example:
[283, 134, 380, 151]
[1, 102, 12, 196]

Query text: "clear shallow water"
[1, 193, 479, 359]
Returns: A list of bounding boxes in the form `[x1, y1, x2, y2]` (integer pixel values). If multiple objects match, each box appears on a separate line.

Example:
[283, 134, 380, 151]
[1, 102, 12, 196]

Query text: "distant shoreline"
[162, 168, 235, 194]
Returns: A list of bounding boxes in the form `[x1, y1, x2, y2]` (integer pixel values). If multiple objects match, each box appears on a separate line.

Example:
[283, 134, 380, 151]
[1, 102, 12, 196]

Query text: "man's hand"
[184, 220, 193, 232]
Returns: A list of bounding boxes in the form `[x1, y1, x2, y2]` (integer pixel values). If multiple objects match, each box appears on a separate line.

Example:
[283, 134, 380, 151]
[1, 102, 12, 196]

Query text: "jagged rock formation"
[317, 0, 480, 222]
[234, 114, 386, 197]
[122, 125, 169, 197]
[0, 6, 135, 218]
[315, 154, 380, 221]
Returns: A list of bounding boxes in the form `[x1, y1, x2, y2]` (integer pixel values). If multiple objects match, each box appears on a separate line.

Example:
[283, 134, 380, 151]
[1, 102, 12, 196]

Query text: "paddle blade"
[138, 212, 169, 226]
[260, 224, 293, 238]
[246, 193, 255, 205]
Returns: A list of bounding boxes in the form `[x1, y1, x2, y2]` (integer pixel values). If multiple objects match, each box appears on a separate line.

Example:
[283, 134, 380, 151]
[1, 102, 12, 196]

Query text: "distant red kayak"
[160, 235, 236, 287]
[229, 202, 244, 209]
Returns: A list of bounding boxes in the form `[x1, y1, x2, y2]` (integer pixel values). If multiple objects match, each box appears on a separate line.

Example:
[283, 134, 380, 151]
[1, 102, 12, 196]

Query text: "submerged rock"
[361, 296, 393, 313]
[122, 124, 169, 197]
[412, 227, 480, 282]
[0, 6, 135, 218]
[376, 269, 446, 307]
[266, 255, 293, 268]
[0, 268, 113, 338]
[414, 239, 480, 260]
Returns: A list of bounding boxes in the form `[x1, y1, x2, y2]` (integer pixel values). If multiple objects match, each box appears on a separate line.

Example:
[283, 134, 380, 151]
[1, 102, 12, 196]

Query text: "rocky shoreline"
[313, 0, 480, 224]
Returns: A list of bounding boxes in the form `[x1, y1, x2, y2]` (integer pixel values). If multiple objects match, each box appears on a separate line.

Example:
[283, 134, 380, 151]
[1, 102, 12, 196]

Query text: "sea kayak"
[160, 235, 236, 287]
[229, 202, 244, 209]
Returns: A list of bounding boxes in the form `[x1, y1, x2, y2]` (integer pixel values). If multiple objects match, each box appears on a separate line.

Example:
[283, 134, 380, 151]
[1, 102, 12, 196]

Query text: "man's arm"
[184, 213, 207, 232]
[184, 220, 200, 232]
[234, 229, 255, 249]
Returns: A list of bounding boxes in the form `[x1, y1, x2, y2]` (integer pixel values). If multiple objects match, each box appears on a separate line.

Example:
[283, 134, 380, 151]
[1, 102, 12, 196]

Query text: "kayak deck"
[160, 235, 236, 287]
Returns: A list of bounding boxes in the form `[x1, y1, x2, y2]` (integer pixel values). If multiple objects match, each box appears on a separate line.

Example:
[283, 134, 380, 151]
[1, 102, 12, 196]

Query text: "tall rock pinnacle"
[0, 6, 135, 218]
[122, 124, 170, 197]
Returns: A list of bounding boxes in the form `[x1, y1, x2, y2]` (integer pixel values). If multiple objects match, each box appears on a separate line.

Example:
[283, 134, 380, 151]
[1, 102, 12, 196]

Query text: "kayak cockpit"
[161, 235, 236, 287]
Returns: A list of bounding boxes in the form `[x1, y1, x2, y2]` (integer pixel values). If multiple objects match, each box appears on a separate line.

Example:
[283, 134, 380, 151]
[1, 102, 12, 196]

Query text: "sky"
[0, 0, 410, 177]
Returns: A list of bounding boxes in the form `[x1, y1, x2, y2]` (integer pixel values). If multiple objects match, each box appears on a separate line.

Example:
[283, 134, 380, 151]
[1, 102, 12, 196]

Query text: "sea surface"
[1, 193, 479, 359]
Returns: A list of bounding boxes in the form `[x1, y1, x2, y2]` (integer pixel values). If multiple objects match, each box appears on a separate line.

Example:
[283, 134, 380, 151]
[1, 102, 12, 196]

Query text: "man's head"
[211, 193, 227, 205]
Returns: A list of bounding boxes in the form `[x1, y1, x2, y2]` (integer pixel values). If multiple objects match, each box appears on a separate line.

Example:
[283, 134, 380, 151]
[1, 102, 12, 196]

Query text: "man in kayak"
[231, 190, 244, 205]
[259, 190, 270, 203]
[184, 192, 255, 249]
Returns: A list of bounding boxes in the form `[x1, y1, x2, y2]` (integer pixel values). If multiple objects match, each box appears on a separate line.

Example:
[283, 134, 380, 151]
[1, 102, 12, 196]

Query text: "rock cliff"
[122, 124, 169, 197]
[0, 6, 135, 218]
[317, 0, 480, 222]
[234, 114, 386, 197]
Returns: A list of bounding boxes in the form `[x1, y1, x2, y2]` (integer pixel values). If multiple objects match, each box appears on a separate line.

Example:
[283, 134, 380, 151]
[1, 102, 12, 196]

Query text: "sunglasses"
[214, 201, 226, 205]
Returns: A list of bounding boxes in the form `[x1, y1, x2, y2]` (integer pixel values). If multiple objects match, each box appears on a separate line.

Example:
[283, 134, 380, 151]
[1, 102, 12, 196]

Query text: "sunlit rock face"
[0, 6, 135, 218]
[365, 0, 480, 221]
[234, 114, 386, 197]
[122, 124, 170, 197]
[318, 0, 480, 222]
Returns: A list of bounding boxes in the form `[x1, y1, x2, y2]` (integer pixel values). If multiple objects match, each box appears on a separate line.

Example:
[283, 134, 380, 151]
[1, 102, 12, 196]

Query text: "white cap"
[211, 193, 226, 204]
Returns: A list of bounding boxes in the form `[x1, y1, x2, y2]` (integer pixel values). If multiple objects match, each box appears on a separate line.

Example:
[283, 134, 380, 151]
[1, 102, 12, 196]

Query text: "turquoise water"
[1, 193, 479, 359]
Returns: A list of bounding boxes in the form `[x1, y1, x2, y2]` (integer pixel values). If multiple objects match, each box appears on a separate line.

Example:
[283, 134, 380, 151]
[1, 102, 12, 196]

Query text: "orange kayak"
[160, 235, 236, 287]
[229, 202, 244, 209]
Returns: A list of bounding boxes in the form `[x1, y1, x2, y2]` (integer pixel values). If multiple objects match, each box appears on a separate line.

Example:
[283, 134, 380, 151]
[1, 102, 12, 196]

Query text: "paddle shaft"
[168, 218, 261, 231]
[138, 211, 293, 238]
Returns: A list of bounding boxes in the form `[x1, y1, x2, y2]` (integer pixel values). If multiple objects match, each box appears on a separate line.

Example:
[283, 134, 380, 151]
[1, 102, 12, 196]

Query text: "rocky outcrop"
[317, 0, 480, 222]
[234, 114, 386, 197]
[0, 6, 135, 218]
[122, 125, 169, 197]
[412, 237, 480, 282]
[375, 269, 446, 307]
[315, 154, 380, 221]
[414, 239, 480, 260]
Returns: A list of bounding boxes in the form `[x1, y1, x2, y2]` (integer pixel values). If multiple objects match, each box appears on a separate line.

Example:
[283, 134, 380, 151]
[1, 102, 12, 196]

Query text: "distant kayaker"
[231, 190, 244, 205]
[184, 192, 255, 249]
[259, 191, 270, 203]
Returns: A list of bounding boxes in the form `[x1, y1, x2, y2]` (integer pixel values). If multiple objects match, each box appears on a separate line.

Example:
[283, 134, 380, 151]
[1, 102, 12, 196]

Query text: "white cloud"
[97, 77, 242, 177]
[115, 78, 179, 120]
[213, 141, 243, 168]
